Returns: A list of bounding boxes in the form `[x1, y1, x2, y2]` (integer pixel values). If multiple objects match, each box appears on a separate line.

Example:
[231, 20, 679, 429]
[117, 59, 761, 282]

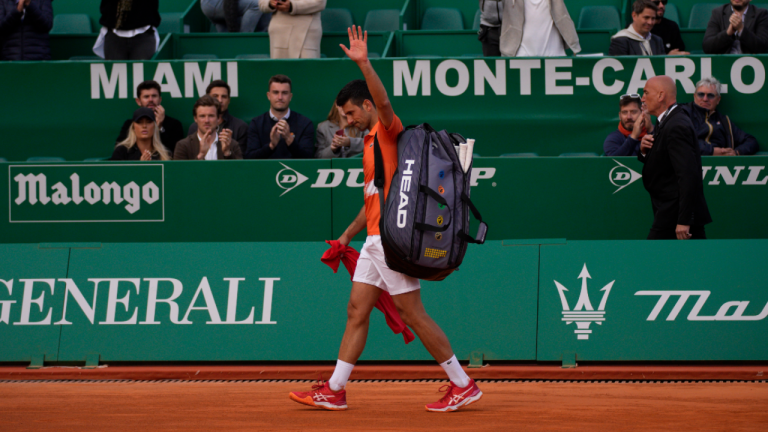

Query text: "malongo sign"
[9, 164, 164, 222]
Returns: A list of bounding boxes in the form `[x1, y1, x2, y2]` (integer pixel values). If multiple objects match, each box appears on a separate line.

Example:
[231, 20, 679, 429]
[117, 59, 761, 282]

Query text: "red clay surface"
[1, 380, 767, 431]
[2, 364, 767, 381]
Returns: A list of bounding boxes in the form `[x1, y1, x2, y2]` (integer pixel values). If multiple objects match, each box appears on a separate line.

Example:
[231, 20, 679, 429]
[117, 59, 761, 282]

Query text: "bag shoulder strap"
[373, 132, 386, 218]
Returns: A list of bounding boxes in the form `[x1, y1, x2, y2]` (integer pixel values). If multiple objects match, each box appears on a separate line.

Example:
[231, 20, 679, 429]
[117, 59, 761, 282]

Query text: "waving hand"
[340, 26, 368, 64]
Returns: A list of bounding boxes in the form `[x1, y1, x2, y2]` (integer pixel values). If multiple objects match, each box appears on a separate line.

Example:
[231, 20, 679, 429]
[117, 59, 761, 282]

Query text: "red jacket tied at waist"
[321, 240, 415, 344]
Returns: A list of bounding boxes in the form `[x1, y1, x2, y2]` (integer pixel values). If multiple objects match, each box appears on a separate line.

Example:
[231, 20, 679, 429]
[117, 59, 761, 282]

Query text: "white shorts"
[353, 235, 421, 296]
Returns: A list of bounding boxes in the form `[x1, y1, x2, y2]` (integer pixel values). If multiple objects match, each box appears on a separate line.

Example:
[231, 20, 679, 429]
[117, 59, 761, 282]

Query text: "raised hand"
[340, 26, 368, 64]
[153, 105, 166, 127]
[220, 128, 233, 155]
[140, 150, 152, 161]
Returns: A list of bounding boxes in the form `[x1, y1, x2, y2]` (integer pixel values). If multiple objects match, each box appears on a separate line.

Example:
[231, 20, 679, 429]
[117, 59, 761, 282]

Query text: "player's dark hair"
[206, 80, 231, 96]
[633, 0, 658, 15]
[136, 80, 161, 98]
[268, 74, 292, 91]
[193, 95, 222, 117]
[336, 79, 376, 109]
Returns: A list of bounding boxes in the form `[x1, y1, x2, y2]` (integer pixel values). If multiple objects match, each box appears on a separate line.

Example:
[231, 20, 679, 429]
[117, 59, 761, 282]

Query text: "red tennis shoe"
[425, 379, 483, 412]
[289, 380, 348, 411]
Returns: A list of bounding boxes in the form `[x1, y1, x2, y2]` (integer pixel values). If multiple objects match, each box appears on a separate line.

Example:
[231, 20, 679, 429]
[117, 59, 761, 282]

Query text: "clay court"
[2, 378, 767, 431]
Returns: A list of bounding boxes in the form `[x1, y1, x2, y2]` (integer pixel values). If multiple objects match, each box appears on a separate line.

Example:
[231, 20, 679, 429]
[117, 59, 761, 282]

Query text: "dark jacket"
[0, 0, 53, 61]
[173, 133, 243, 160]
[703, 4, 768, 54]
[604, 129, 641, 156]
[245, 111, 315, 159]
[681, 102, 759, 155]
[188, 111, 249, 155]
[609, 32, 665, 56]
[99, 0, 160, 30]
[110, 144, 163, 161]
[117, 115, 185, 154]
[652, 17, 686, 53]
[638, 106, 712, 229]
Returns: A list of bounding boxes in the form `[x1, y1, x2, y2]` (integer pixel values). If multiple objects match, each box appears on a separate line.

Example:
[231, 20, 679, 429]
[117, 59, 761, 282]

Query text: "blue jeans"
[200, 0, 269, 33]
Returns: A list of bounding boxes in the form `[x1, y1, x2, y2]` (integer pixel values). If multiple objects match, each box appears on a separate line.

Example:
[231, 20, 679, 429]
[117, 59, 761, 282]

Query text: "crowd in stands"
[604, 76, 758, 156]
[111, 75, 366, 161]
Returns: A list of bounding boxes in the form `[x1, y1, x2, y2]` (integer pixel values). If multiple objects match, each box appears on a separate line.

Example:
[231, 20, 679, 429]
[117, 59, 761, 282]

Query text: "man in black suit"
[116, 80, 185, 153]
[638, 76, 712, 240]
[703, 0, 768, 54]
[609, 0, 666, 56]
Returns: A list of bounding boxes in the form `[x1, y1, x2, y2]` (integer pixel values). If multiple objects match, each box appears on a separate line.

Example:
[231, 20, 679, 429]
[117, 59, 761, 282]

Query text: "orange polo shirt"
[362, 114, 403, 236]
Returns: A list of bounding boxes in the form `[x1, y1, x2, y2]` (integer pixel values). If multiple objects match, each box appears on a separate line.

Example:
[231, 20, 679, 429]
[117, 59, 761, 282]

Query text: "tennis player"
[289, 26, 482, 413]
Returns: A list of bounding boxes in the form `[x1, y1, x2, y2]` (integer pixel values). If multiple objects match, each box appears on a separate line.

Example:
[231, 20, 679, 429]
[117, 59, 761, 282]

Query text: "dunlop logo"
[9, 164, 164, 223]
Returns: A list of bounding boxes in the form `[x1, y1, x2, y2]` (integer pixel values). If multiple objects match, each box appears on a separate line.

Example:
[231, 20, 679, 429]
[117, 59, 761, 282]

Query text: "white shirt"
[627, 25, 654, 56]
[657, 104, 677, 126]
[516, 0, 566, 57]
[198, 131, 219, 161]
[269, 109, 291, 121]
[92, 26, 160, 59]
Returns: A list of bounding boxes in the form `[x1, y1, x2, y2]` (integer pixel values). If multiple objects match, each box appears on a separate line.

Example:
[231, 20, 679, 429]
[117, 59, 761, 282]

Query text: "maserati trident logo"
[275, 163, 308, 196]
[609, 159, 642, 194]
[554, 264, 615, 340]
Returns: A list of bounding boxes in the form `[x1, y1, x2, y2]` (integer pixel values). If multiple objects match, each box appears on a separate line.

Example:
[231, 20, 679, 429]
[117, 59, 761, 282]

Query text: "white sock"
[440, 355, 470, 388]
[328, 359, 355, 391]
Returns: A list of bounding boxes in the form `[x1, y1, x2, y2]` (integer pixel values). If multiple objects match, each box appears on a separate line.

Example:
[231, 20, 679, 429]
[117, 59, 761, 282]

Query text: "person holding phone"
[315, 102, 367, 158]
[258, 0, 325, 58]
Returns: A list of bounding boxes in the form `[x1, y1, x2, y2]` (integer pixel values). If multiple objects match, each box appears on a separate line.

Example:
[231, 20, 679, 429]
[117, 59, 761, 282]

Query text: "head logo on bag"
[397, 159, 416, 228]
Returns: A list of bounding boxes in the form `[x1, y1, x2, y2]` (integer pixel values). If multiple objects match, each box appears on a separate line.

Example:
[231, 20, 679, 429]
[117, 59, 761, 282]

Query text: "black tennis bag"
[373, 123, 488, 282]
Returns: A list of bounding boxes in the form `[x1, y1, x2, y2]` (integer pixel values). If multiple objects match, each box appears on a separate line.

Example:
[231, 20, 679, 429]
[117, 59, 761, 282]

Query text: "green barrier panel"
[48, 241, 535, 362]
[332, 157, 768, 241]
[3, 157, 767, 244]
[0, 245, 70, 362]
[1, 161, 332, 243]
[537, 240, 768, 361]
[170, 32, 393, 59]
[1, 55, 766, 161]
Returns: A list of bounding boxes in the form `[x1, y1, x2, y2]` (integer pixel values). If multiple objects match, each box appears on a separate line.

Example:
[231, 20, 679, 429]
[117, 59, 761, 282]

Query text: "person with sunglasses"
[681, 77, 759, 156]
[703, 0, 768, 54]
[610, 0, 665, 56]
[604, 94, 654, 156]
[651, 0, 689, 54]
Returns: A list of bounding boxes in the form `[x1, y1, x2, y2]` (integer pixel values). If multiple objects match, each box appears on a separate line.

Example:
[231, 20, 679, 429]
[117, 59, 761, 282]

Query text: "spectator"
[111, 108, 171, 161]
[651, 0, 689, 54]
[201, 0, 270, 33]
[681, 77, 759, 156]
[604, 94, 654, 156]
[0, 0, 53, 61]
[258, 0, 325, 58]
[478, 0, 503, 57]
[93, 0, 160, 60]
[174, 96, 242, 160]
[116, 81, 185, 154]
[245, 74, 315, 159]
[499, 0, 580, 57]
[702, 1, 768, 54]
[315, 103, 367, 158]
[188, 80, 249, 155]
[610, 0, 665, 56]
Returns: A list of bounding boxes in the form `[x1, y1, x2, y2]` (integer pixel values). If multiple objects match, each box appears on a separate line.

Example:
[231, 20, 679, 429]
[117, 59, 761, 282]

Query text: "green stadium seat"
[688, 4, 721, 29]
[755, 4, 768, 11]
[368, 52, 381, 58]
[158, 12, 185, 34]
[0, 157, 6, 162]
[577, 6, 621, 31]
[473, 153, 481, 158]
[421, 7, 464, 31]
[50, 14, 92, 34]
[236, 54, 270, 59]
[321, 8, 354, 32]
[363, 9, 400, 32]
[84, 157, 109, 161]
[756, 151, 768, 155]
[27, 157, 65, 162]
[473, 9, 481, 31]
[559, 152, 599, 157]
[182, 54, 219, 60]
[501, 152, 539, 157]
[664, 3, 681, 26]
[69, 56, 100, 61]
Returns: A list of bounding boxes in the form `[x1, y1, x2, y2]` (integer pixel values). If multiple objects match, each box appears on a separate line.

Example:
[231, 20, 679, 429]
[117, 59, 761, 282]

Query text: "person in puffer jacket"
[0, 0, 53, 61]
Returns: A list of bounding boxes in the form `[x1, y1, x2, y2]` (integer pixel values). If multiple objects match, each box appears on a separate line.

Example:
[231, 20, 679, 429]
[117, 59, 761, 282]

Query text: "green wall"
[2, 239, 766, 363]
